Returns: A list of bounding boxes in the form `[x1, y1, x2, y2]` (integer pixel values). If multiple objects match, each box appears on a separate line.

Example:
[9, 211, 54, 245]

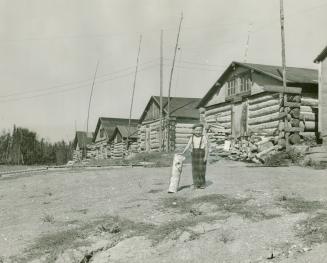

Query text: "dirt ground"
[1, 160, 327, 263]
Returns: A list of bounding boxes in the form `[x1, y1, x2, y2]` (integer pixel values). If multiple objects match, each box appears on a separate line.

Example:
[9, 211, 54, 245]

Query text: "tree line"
[0, 125, 72, 165]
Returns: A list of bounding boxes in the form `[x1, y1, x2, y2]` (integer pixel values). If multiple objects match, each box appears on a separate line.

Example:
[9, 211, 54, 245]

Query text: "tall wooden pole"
[167, 12, 183, 151]
[127, 34, 142, 147]
[280, 0, 287, 94]
[244, 22, 252, 62]
[86, 60, 99, 134]
[279, 0, 289, 148]
[159, 30, 164, 151]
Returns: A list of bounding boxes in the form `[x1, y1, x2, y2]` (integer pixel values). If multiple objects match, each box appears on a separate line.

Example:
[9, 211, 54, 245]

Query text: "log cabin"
[197, 61, 318, 150]
[314, 46, 327, 144]
[138, 96, 201, 152]
[92, 117, 138, 159]
[109, 125, 138, 159]
[72, 131, 93, 161]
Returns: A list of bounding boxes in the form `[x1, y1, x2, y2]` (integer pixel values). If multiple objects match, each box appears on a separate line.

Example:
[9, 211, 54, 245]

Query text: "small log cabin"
[109, 125, 138, 159]
[314, 46, 327, 144]
[138, 96, 201, 152]
[92, 117, 138, 159]
[72, 131, 93, 161]
[198, 61, 318, 149]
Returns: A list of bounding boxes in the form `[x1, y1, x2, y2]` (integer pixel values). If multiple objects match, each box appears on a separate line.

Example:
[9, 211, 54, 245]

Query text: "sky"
[0, 0, 326, 142]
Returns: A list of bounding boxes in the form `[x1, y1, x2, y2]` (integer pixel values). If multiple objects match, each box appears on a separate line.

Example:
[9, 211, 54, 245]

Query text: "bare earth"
[1, 160, 327, 263]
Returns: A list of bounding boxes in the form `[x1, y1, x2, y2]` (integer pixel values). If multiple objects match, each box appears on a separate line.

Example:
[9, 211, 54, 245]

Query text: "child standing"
[182, 123, 208, 189]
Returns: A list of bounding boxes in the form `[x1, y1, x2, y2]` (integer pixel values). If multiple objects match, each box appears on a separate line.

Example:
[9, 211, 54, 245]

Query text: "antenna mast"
[167, 12, 183, 151]
[127, 34, 142, 146]
[86, 60, 99, 134]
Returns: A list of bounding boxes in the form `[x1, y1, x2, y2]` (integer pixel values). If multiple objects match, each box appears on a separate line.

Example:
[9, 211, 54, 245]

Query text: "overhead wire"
[0, 63, 159, 103]
[0, 58, 159, 99]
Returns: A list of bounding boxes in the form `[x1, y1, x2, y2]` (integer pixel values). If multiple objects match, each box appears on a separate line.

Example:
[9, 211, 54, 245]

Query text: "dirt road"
[1, 161, 327, 262]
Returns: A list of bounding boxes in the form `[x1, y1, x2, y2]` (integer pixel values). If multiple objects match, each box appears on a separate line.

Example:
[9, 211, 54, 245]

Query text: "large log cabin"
[314, 46, 327, 144]
[197, 61, 318, 150]
[138, 96, 201, 152]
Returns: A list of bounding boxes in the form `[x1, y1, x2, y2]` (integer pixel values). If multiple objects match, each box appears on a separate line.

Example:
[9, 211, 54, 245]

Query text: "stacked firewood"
[211, 133, 280, 164]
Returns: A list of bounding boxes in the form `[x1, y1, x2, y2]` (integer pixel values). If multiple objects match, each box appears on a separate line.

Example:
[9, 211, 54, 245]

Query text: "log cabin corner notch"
[198, 61, 318, 149]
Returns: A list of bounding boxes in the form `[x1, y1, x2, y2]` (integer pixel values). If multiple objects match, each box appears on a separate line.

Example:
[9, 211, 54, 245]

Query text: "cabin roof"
[93, 117, 138, 141]
[198, 61, 318, 108]
[139, 96, 201, 122]
[110, 125, 138, 141]
[73, 131, 93, 149]
[314, 45, 327, 63]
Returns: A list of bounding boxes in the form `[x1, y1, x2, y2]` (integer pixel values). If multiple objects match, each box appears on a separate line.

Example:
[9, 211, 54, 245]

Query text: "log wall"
[204, 104, 231, 153]
[248, 93, 280, 135]
[300, 92, 318, 133]
[174, 123, 194, 152]
[138, 119, 163, 152]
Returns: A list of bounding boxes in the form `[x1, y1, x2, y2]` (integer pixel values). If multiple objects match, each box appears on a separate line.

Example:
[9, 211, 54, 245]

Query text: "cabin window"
[226, 73, 252, 97]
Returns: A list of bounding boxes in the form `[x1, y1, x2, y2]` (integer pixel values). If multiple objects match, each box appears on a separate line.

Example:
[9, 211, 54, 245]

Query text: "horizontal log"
[175, 133, 192, 139]
[301, 98, 318, 107]
[263, 85, 302, 94]
[175, 128, 193, 134]
[300, 106, 315, 113]
[216, 115, 231, 123]
[249, 99, 279, 111]
[249, 112, 281, 125]
[249, 104, 280, 119]
[300, 112, 316, 122]
[176, 138, 190, 144]
[175, 123, 195, 128]
[249, 120, 279, 130]
[205, 105, 232, 117]
[303, 121, 318, 132]
[248, 94, 279, 105]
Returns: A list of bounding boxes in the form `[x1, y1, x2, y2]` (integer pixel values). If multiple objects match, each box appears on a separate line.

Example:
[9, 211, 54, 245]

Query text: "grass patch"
[296, 213, 327, 245]
[161, 194, 280, 222]
[277, 196, 325, 214]
[16, 215, 157, 263]
[40, 214, 55, 224]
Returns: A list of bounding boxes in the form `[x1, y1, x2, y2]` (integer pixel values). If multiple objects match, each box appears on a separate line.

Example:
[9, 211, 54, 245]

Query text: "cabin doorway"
[231, 101, 248, 138]
[145, 125, 150, 152]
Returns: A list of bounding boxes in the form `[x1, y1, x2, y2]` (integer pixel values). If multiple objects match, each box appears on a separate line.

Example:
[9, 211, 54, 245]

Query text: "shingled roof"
[198, 61, 318, 108]
[314, 45, 327, 63]
[139, 96, 201, 122]
[73, 131, 93, 149]
[93, 117, 138, 142]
